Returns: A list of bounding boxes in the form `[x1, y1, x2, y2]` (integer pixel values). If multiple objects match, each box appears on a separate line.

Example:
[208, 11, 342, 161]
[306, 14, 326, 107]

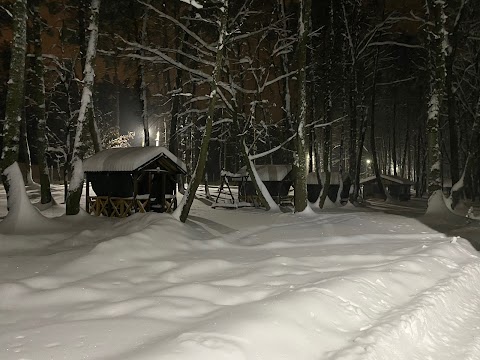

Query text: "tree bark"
[392, 93, 398, 176]
[370, 48, 387, 199]
[140, 0, 151, 146]
[293, 0, 311, 212]
[87, 104, 101, 153]
[1, 0, 27, 194]
[66, 0, 100, 215]
[426, 0, 446, 196]
[401, 120, 409, 178]
[319, 0, 335, 209]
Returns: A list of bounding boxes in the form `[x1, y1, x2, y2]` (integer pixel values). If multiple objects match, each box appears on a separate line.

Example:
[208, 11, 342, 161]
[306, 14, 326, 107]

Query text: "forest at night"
[1, 1, 480, 359]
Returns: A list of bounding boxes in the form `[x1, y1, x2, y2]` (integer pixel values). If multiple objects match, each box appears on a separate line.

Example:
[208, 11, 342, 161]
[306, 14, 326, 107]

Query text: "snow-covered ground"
[1, 184, 480, 359]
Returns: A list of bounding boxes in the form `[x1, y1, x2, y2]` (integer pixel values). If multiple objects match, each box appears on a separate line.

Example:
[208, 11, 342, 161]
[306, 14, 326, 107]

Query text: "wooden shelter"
[307, 171, 348, 203]
[360, 174, 413, 200]
[83, 147, 187, 217]
[237, 164, 293, 205]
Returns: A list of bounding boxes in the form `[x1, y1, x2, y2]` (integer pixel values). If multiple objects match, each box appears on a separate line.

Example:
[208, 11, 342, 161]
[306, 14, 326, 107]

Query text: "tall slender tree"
[66, 0, 100, 215]
[30, 0, 53, 203]
[293, 0, 311, 212]
[1, 0, 27, 193]
[426, 0, 447, 197]
[174, 0, 229, 223]
[318, 0, 335, 209]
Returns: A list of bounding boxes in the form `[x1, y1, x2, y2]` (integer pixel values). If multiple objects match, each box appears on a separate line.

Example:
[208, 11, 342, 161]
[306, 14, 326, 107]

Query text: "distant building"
[360, 174, 413, 201]
[307, 171, 350, 203]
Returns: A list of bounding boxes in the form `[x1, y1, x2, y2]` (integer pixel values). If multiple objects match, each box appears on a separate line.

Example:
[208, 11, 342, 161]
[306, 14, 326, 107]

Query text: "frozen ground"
[1, 184, 480, 359]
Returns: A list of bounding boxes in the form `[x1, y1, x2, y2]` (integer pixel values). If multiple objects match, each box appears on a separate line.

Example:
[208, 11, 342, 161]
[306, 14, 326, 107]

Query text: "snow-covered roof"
[307, 171, 343, 185]
[83, 147, 187, 174]
[239, 164, 292, 182]
[360, 174, 413, 185]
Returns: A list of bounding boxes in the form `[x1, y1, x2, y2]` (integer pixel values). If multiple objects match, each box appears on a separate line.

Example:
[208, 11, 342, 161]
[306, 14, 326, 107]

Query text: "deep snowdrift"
[0, 189, 480, 360]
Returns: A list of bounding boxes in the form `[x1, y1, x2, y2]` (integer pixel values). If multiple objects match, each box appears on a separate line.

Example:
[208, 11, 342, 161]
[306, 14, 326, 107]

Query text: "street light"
[365, 159, 371, 177]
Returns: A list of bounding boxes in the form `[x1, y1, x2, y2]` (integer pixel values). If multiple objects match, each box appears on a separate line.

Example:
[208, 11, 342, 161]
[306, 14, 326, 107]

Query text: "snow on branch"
[118, 36, 212, 81]
[248, 133, 296, 161]
[0, 5, 13, 17]
[376, 77, 416, 86]
[368, 41, 424, 49]
[310, 115, 346, 129]
[179, 0, 203, 9]
[137, 0, 215, 52]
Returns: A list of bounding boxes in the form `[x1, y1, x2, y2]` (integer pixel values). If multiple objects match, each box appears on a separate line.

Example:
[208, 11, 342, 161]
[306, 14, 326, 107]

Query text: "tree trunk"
[353, 105, 368, 201]
[19, 111, 34, 185]
[1, 0, 27, 194]
[401, 120, 409, 178]
[370, 48, 387, 199]
[241, 139, 278, 211]
[445, 0, 468, 199]
[278, 0, 294, 139]
[80, 0, 101, 155]
[87, 104, 101, 153]
[293, 0, 311, 212]
[348, 69, 358, 188]
[426, 0, 446, 197]
[66, 0, 100, 215]
[392, 93, 398, 176]
[139, 0, 151, 146]
[319, 0, 335, 209]
[175, 0, 229, 223]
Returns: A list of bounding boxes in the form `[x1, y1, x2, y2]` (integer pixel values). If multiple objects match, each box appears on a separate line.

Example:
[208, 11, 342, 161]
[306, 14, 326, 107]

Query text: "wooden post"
[85, 173, 90, 213]
[160, 172, 166, 212]
[133, 172, 138, 213]
[147, 171, 152, 212]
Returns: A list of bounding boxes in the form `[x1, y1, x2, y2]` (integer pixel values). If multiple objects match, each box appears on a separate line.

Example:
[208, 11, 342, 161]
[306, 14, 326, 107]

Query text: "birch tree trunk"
[174, 0, 229, 223]
[293, 0, 311, 212]
[426, 0, 447, 197]
[79, 0, 101, 153]
[1, 0, 27, 194]
[65, 0, 100, 215]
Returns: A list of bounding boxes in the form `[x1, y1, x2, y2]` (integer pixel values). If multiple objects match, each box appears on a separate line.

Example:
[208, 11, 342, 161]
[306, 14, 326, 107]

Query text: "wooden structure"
[213, 170, 249, 208]
[237, 165, 293, 206]
[84, 147, 187, 217]
[360, 174, 413, 200]
[307, 171, 349, 203]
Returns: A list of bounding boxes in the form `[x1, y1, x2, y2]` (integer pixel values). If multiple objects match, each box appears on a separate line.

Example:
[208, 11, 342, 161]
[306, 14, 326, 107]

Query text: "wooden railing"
[87, 195, 177, 217]
[87, 196, 148, 217]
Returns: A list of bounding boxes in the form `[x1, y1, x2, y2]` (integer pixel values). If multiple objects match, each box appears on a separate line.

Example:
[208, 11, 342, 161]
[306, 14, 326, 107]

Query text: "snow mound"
[0, 163, 52, 234]
[1, 190, 480, 360]
[298, 202, 316, 216]
[425, 190, 452, 217]
[322, 196, 338, 209]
